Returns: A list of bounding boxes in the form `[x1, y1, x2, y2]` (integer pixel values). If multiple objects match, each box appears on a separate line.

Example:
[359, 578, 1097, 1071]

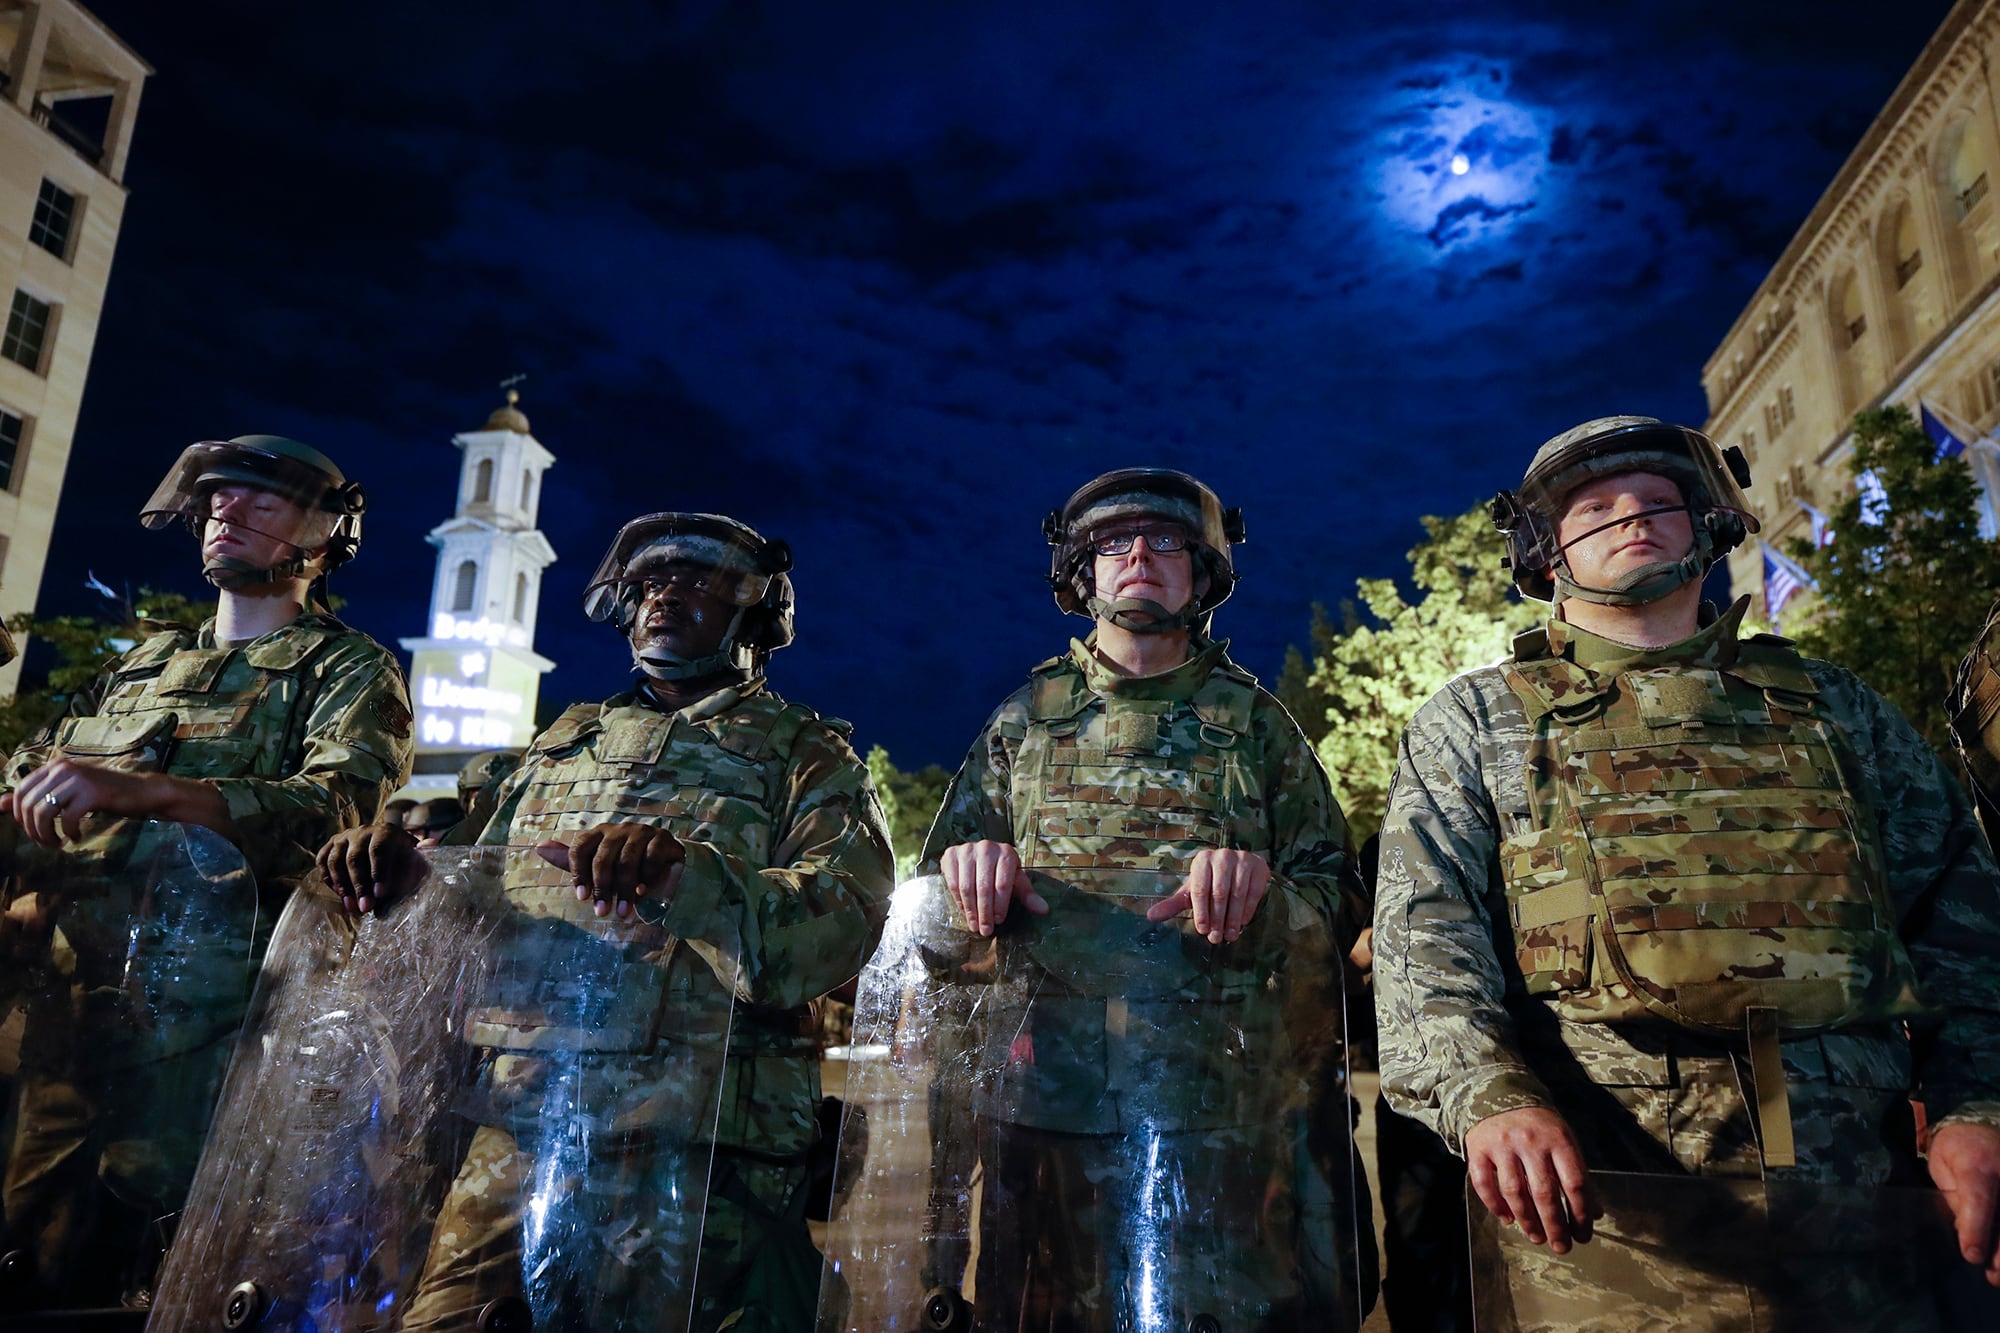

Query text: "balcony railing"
[1897, 250, 1924, 288]
[1960, 173, 1990, 218]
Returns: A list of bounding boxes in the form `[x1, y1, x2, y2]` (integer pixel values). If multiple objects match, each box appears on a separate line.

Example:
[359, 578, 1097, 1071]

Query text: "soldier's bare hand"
[1928, 1122, 2000, 1285]
[317, 824, 423, 915]
[1147, 848, 1271, 943]
[1465, 1106, 1600, 1254]
[539, 823, 685, 920]
[3, 759, 162, 848]
[940, 840, 1048, 936]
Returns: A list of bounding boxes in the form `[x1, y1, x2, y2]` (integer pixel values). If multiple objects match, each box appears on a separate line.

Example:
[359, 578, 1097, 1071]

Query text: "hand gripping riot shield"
[818, 870, 1365, 1333]
[150, 846, 735, 1333]
[1468, 1169, 2000, 1332]
[0, 819, 259, 1320]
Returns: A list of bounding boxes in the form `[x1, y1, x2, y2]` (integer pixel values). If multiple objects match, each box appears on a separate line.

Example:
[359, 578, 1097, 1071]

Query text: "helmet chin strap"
[1085, 592, 1200, 633]
[632, 607, 752, 682]
[1552, 508, 1715, 608]
[203, 549, 319, 590]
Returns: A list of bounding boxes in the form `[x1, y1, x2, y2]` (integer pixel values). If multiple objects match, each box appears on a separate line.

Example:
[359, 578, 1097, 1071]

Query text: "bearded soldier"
[1375, 417, 2000, 1326]
[319, 512, 893, 1333]
[0, 434, 413, 1307]
[916, 468, 1367, 1331]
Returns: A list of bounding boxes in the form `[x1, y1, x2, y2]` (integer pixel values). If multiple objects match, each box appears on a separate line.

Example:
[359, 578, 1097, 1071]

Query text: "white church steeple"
[397, 379, 558, 793]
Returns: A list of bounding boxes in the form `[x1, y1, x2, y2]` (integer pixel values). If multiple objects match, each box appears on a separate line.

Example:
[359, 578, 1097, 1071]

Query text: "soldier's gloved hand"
[317, 824, 424, 915]
[1464, 1105, 1600, 1255]
[539, 823, 685, 921]
[1927, 1122, 2000, 1285]
[940, 840, 1049, 937]
[2, 758, 162, 848]
[1146, 847, 1271, 943]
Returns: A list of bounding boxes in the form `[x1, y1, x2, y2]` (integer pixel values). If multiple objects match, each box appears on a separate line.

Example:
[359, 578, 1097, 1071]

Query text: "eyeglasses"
[1090, 529, 1189, 557]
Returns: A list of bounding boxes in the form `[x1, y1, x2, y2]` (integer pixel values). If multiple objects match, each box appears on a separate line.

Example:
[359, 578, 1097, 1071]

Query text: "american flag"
[1762, 540, 1815, 624]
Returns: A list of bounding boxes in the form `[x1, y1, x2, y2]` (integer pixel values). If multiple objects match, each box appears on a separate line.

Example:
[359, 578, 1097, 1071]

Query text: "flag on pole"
[1797, 500, 1834, 548]
[1921, 401, 1972, 459]
[1761, 540, 1815, 623]
[83, 570, 119, 602]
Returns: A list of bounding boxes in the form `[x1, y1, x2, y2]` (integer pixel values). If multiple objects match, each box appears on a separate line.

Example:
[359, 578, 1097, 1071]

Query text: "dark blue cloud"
[38, 0, 1955, 771]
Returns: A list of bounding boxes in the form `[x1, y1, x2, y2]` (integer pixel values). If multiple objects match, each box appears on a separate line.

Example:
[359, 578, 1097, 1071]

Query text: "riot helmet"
[583, 512, 794, 681]
[1045, 468, 1245, 633]
[1492, 416, 1756, 606]
[140, 435, 367, 591]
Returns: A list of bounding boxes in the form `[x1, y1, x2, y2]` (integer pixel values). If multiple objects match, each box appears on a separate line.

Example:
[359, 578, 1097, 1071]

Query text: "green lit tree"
[1786, 403, 2000, 752]
[1304, 503, 1540, 841]
[865, 745, 954, 880]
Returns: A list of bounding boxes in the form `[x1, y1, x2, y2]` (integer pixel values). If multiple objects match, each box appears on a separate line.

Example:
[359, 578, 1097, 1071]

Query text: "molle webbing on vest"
[477, 693, 812, 1052]
[1009, 659, 1265, 876]
[1498, 637, 1925, 1036]
[76, 621, 346, 780]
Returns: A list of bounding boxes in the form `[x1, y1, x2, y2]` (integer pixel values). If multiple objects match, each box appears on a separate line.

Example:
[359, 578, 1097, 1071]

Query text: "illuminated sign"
[418, 675, 523, 716]
[420, 712, 514, 746]
[431, 614, 528, 648]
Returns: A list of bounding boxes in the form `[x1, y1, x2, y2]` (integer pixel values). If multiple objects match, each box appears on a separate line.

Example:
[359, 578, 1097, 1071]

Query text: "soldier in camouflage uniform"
[321, 511, 893, 1333]
[920, 469, 1367, 1331]
[0, 434, 413, 1306]
[1375, 417, 2000, 1329]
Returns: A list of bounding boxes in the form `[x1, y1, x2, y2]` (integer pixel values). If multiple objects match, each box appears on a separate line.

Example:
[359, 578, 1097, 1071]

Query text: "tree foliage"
[1296, 504, 1540, 841]
[865, 745, 954, 879]
[1786, 404, 2000, 753]
[0, 587, 218, 754]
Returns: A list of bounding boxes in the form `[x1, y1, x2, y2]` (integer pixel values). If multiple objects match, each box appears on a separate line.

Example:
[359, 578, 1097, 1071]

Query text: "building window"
[0, 533, 9, 587]
[452, 560, 478, 612]
[29, 179, 76, 260]
[1742, 430, 1758, 465]
[514, 572, 529, 623]
[1961, 172, 1990, 218]
[520, 469, 533, 511]
[473, 458, 493, 504]
[2, 290, 52, 373]
[0, 408, 24, 492]
[1779, 385, 1795, 427]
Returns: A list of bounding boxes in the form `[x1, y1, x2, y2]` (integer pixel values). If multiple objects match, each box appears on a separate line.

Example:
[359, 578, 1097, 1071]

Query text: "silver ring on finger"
[42, 792, 60, 809]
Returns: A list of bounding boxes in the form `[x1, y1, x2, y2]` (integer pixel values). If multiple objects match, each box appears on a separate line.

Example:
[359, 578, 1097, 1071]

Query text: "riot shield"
[0, 818, 259, 1319]
[151, 846, 735, 1333]
[1468, 1169, 2000, 1332]
[818, 870, 1365, 1333]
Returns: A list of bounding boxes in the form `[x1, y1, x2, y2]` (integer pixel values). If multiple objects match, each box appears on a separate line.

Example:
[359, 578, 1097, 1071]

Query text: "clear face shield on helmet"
[139, 438, 363, 591]
[582, 513, 790, 682]
[1492, 420, 1758, 607]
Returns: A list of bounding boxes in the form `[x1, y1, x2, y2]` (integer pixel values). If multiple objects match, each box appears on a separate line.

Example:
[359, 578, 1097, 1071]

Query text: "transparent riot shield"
[818, 870, 1364, 1333]
[1468, 1169, 2000, 1332]
[151, 846, 735, 1333]
[0, 819, 258, 1320]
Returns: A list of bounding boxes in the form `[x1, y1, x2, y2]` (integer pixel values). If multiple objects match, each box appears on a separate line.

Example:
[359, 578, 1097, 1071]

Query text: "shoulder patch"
[372, 691, 413, 739]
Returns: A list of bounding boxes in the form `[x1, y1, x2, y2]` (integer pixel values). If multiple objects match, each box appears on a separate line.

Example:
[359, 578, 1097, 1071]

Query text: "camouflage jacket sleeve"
[207, 636, 414, 887]
[661, 720, 896, 1011]
[0, 655, 122, 796]
[1374, 674, 1555, 1152]
[1814, 662, 2000, 1131]
[1255, 692, 1364, 942]
[916, 690, 1032, 871]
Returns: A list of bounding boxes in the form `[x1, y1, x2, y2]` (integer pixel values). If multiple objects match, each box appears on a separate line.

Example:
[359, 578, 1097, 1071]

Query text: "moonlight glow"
[1374, 65, 1552, 252]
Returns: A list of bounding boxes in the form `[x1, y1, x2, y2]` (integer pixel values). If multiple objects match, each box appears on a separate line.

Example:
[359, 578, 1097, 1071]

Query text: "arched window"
[1838, 270, 1867, 347]
[453, 560, 478, 612]
[514, 572, 530, 623]
[1894, 205, 1922, 288]
[474, 458, 494, 504]
[1948, 123, 1989, 219]
[520, 469, 534, 512]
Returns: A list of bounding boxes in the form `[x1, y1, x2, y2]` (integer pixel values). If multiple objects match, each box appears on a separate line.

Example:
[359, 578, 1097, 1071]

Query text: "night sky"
[31, 0, 1954, 769]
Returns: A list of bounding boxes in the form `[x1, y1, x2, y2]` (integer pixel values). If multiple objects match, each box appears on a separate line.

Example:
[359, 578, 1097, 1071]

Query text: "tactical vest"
[52, 618, 352, 784]
[468, 690, 824, 1061]
[989, 656, 1288, 1133]
[1007, 655, 1269, 877]
[1498, 629, 1925, 1037]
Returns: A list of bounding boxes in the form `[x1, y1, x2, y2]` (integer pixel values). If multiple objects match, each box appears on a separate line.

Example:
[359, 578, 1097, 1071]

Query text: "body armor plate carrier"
[1498, 630, 1925, 1036]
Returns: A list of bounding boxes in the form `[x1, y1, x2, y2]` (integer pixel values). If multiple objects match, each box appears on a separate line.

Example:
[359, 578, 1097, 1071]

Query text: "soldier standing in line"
[916, 469, 1370, 1331]
[319, 511, 894, 1333]
[0, 434, 414, 1307]
[1375, 417, 2000, 1327]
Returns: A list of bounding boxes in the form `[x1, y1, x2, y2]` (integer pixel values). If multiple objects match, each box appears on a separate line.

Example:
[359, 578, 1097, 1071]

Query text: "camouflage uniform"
[1950, 595, 2000, 841]
[0, 611, 413, 1300]
[921, 633, 1365, 1332]
[1375, 599, 2000, 1330]
[401, 679, 893, 1333]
